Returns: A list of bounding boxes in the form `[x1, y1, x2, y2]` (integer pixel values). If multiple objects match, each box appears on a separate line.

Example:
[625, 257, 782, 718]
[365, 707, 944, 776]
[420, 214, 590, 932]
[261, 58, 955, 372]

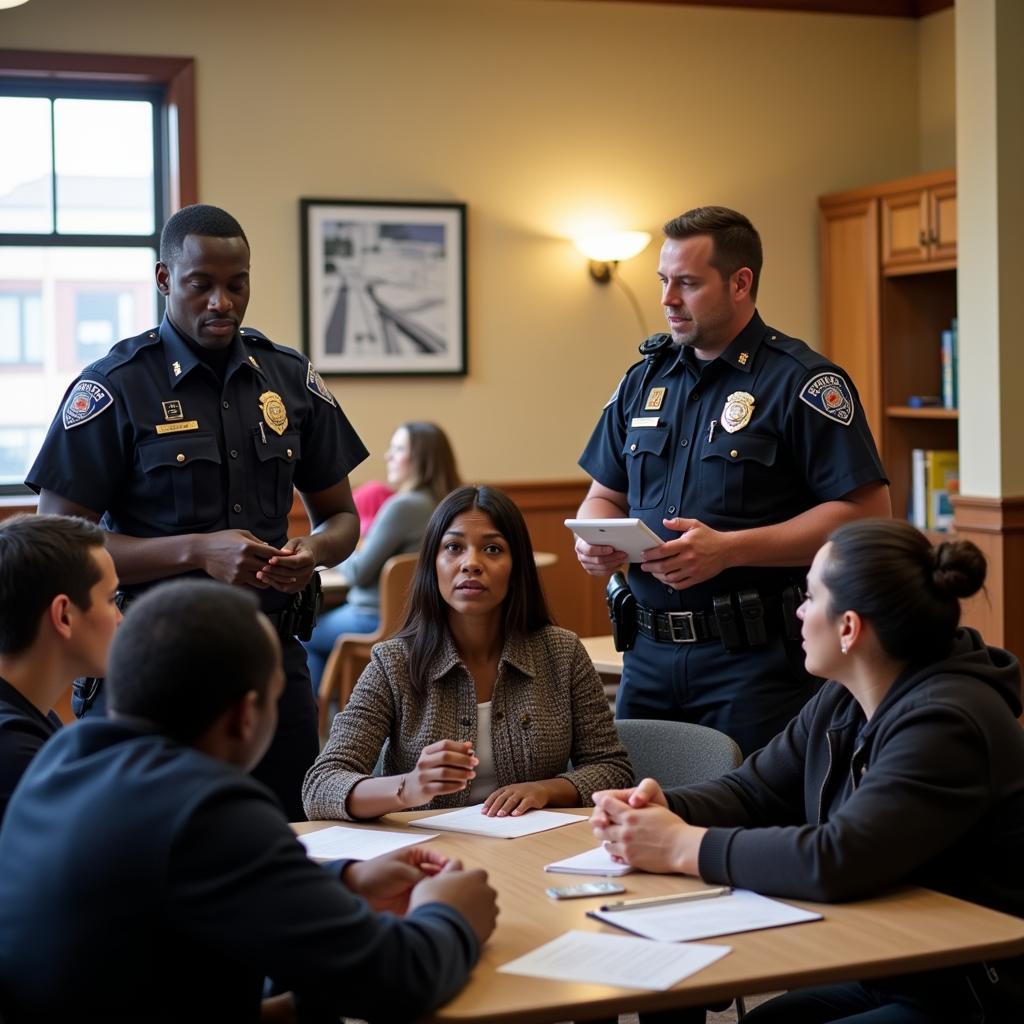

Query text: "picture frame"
[300, 198, 467, 376]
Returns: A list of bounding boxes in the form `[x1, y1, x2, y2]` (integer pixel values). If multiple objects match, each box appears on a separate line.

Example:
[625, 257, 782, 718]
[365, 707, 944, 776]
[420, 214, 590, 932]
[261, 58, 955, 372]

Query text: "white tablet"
[564, 518, 662, 562]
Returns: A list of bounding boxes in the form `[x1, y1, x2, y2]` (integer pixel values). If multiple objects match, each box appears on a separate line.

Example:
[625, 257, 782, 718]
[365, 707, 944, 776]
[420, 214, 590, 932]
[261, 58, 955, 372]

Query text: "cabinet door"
[882, 190, 929, 268]
[820, 197, 881, 435]
[929, 183, 957, 262]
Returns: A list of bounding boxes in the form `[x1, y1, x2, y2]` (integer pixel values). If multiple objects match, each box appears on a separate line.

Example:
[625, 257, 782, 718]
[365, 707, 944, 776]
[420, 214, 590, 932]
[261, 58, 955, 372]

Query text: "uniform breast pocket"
[137, 433, 224, 528]
[621, 428, 670, 510]
[700, 433, 778, 517]
[252, 430, 301, 518]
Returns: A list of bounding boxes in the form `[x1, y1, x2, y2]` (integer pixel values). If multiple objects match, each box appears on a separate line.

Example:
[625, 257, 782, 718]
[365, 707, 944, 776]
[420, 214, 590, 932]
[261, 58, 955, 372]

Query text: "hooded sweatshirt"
[666, 627, 1024, 1014]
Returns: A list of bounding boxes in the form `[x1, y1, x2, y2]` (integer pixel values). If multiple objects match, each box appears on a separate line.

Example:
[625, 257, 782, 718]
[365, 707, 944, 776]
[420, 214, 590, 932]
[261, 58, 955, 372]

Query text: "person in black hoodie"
[591, 518, 1024, 1023]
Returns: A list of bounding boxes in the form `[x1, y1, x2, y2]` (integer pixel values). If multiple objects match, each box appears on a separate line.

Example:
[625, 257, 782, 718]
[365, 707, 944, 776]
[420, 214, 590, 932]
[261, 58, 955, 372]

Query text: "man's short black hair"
[0, 515, 106, 655]
[159, 204, 249, 266]
[106, 580, 277, 745]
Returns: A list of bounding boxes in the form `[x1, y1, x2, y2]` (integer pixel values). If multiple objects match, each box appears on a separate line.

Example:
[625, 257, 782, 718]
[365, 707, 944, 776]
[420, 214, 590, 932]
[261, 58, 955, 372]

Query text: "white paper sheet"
[297, 825, 436, 862]
[497, 929, 731, 991]
[545, 845, 634, 876]
[408, 804, 589, 838]
[588, 888, 821, 942]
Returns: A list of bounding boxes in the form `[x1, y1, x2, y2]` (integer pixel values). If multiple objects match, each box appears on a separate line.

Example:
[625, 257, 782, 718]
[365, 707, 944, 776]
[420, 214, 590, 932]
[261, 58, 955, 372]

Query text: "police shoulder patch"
[798, 371, 855, 427]
[306, 363, 337, 407]
[62, 379, 114, 430]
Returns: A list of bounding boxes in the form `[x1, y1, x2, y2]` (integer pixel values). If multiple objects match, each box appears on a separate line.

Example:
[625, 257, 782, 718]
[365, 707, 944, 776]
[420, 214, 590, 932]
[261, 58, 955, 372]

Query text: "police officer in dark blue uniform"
[27, 204, 368, 820]
[577, 206, 890, 757]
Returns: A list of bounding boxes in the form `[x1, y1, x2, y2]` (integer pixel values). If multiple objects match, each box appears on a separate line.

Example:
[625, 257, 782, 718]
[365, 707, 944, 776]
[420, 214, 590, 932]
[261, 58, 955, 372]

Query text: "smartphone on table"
[545, 881, 626, 900]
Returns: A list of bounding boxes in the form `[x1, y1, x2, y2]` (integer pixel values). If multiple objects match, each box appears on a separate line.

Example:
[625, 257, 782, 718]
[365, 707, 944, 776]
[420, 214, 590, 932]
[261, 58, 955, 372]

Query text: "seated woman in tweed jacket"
[303, 485, 633, 821]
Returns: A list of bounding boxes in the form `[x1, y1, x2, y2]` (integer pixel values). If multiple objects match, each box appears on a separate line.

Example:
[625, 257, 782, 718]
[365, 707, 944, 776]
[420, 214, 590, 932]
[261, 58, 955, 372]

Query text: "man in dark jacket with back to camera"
[0, 580, 497, 1022]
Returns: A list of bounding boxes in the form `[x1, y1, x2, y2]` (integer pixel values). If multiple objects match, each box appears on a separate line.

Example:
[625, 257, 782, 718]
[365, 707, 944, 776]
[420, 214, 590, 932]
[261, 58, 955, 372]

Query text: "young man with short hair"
[0, 513, 120, 822]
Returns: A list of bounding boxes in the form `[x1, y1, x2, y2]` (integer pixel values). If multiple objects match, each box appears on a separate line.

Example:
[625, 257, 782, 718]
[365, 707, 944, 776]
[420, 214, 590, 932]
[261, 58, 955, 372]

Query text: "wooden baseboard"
[952, 494, 1024, 659]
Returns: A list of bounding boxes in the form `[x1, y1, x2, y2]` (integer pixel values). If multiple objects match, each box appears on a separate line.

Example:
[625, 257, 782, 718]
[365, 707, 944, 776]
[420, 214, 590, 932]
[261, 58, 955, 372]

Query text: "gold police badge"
[258, 391, 288, 436]
[721, 391, 755, 433]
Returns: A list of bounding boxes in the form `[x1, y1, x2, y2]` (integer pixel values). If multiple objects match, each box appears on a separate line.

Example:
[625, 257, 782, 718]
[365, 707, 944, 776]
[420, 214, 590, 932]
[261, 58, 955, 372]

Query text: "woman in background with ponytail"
[592, 519, 1024, 1023]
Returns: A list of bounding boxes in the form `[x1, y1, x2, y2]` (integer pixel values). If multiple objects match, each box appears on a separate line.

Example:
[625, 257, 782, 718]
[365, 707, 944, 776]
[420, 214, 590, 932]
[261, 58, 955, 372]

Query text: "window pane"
[0, 97, 53, 233]
[0, 297, 20, 362]
[54, 98, 155, 235]
[0, 245, 157, 487]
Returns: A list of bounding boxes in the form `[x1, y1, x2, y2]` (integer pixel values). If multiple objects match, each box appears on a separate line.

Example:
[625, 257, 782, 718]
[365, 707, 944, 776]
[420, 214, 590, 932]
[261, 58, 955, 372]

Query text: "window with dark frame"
[0, 50, 196, 496]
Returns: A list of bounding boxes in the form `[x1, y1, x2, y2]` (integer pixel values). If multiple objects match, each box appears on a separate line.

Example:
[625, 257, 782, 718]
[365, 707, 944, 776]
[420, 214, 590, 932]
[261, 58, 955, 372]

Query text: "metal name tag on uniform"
[630, 416, 660, 428]
[721, 391, 755, 433]
[645, 387, 666, 411]
[259, 391, 289, 435]
[155, 420, 199, 435]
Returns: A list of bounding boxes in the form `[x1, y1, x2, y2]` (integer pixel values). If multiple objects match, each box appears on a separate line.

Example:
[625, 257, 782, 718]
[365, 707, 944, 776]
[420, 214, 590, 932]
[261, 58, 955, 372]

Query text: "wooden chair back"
[317, 552, 419, 738]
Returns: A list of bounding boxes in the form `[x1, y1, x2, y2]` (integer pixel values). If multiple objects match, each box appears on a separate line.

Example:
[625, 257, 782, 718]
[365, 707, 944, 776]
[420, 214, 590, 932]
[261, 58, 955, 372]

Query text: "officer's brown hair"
[663, 206, 763, 299]
[0, 514, 106, 655]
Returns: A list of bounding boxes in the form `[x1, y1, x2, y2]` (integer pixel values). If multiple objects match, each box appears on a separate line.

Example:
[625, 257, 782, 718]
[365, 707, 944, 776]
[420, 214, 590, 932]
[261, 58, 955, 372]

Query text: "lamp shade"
[573, 230, 651, 263]
[0, 0, 32, 8]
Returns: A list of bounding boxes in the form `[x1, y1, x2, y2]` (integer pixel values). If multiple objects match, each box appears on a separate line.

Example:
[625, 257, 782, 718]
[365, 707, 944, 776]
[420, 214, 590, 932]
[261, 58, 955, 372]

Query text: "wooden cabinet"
[820, 170, 957, 526]
[881, 179, 957, 270]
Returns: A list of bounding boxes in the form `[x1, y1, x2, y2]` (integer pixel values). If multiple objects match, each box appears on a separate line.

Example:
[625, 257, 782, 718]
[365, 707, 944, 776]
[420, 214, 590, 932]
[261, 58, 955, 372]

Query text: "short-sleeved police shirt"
[27, 317, 368, 607]
[579, 311, 887, 611]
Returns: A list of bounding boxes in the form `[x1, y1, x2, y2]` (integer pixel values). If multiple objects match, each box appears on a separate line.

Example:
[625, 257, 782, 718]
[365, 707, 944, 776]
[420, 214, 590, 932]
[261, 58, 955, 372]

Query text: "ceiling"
[562, 1, 953, 18]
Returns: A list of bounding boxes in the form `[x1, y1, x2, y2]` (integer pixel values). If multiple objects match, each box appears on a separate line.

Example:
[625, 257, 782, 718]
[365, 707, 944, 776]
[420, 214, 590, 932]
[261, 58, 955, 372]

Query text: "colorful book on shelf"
[926, 449, 959, 531]
[910, 449, 958, 532]
[941, 319, 958, 410]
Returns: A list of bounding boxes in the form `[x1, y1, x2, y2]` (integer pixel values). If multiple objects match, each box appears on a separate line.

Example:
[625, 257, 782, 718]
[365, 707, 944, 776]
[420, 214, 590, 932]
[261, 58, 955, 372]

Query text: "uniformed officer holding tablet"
[576, 206, 890, 756]
[26, 204, 368, 819]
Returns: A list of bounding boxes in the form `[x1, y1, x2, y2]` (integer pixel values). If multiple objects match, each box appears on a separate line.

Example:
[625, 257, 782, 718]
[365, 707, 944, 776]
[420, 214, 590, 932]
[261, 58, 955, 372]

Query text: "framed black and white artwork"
[300, 198, 467, 376]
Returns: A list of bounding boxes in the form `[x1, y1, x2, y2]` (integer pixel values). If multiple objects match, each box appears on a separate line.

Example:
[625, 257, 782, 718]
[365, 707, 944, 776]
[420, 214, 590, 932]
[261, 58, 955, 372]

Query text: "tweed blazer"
[302, 625, 633, 820]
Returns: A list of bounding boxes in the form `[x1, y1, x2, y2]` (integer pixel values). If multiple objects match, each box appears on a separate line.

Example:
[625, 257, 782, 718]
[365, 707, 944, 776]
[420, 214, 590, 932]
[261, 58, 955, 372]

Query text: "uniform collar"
[664, 309, 767, 377]
[159, 315, 265, 389]
[424, 628, 537, 684]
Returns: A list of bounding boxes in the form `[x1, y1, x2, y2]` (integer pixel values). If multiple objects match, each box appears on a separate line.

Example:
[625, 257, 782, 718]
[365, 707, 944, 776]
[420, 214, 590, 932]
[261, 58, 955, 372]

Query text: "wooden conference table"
[295, 811, 1024, 1023]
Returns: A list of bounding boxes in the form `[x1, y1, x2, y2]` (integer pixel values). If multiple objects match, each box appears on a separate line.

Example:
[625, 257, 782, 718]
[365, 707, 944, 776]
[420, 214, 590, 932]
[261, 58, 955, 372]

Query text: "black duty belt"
[636, 605, 720, 644]
[635, 586, 800, 650]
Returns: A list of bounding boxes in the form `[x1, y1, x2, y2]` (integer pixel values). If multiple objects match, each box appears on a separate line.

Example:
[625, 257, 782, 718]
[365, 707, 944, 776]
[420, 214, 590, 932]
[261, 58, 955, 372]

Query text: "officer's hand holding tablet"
[565, 518, 662, 573]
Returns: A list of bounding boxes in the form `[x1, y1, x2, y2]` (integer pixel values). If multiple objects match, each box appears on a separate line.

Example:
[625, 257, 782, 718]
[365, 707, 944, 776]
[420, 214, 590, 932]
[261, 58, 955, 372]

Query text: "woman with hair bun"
[591, 519, 1024, 1023]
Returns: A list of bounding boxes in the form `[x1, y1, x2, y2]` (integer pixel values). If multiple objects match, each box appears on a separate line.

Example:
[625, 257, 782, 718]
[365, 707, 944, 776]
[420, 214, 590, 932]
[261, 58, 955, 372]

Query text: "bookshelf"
[819, 170, 957, 526]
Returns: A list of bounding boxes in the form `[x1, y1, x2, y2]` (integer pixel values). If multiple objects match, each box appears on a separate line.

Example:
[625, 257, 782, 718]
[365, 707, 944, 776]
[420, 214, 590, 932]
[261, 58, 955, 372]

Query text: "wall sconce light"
[574, 230, 652, 284]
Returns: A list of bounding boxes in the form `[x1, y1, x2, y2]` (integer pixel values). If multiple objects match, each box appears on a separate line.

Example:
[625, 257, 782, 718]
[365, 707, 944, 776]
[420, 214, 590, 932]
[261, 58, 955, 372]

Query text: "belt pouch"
[713, 594, 744, 652]
[738, 589, 767, 647]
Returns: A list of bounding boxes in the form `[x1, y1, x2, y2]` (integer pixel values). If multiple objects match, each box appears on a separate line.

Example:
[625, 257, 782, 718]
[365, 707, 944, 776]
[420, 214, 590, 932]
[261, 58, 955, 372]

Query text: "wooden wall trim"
[952, 494, 1024, 533]
[952, 493, 1024, 658]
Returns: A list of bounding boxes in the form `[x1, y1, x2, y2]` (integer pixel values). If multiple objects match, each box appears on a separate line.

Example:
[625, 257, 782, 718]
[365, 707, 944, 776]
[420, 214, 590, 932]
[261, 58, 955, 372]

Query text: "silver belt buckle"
[667, 611, 696, 643]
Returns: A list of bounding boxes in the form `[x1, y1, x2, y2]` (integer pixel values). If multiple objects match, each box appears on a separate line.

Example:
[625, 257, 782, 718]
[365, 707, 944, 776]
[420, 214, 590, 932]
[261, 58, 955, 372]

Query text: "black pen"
[599, 886, 732, 912]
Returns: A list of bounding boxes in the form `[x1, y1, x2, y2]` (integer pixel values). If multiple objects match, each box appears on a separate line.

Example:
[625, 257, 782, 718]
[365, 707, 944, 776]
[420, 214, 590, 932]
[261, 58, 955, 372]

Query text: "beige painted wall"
[3, 0, 926, 486]
[919, 7, 956, 171]
[956, 0, 1024, 498]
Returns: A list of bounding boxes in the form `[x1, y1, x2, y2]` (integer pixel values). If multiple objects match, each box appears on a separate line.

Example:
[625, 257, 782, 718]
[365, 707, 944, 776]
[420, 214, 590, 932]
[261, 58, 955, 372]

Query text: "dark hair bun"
[931, 539, 986, 600]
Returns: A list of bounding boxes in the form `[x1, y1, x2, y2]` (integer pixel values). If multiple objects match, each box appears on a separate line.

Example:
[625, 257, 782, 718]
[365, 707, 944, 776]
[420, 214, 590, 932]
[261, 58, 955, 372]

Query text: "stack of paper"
[588, 888, 821, 942]
[544, 845, 634, 876]
[297, 825, 436, 862]
[408, 804, 588, 839]
[498, 930, 731, 991]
